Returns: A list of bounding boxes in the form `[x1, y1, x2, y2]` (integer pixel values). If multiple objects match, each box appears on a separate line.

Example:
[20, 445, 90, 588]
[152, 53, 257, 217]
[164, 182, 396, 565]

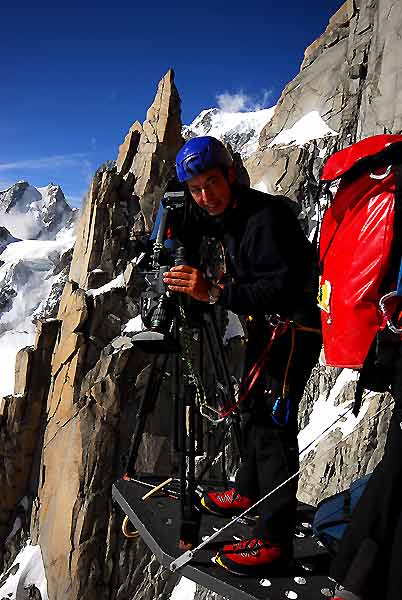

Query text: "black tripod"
[124, 302, 243, 549]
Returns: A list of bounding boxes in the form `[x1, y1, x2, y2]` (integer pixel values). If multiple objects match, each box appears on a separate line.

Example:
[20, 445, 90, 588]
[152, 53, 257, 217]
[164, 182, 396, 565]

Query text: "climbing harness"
[178, 305, 290, 423]
[218, 314, 289, 420]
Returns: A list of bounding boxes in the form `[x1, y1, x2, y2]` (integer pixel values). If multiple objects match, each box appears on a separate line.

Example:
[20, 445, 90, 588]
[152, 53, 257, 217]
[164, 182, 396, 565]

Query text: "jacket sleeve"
[218, 208, 297, 315]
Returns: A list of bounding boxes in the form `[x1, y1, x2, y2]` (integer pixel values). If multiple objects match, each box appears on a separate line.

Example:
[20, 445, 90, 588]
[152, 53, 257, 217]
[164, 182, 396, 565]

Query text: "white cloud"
[216, 88, 274, 113]
[258, 88, 274, 110]
[0, 211, 40, 239]
[0, 154, 89, 172]
[216, 91, 249, 112]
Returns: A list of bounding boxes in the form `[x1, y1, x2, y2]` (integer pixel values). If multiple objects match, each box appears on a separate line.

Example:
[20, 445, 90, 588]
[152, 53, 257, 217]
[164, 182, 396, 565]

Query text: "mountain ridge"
[183, 105, 276, 158]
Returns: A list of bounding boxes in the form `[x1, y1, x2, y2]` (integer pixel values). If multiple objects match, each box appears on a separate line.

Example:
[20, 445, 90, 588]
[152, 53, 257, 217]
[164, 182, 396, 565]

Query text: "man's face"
[187, 167, 235, 216]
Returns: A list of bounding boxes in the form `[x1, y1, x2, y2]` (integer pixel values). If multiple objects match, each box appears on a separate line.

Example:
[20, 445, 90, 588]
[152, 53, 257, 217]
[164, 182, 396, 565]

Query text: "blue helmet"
[175, 136, 233, 182]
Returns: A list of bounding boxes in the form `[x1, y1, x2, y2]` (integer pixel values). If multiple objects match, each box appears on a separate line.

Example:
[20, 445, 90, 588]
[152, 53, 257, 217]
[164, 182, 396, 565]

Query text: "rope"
[280, 321, 321, 404]
[170, 394, 394, 569]
[175, 306, 321, 423]
[122, 516, 140, 539]
[282, 326, 295, 397]
[218, 317, 289, 419]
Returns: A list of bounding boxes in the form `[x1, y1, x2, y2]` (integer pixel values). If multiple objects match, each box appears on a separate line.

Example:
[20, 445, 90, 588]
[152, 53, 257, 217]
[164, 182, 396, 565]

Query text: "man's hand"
[163, 265, 211, 302]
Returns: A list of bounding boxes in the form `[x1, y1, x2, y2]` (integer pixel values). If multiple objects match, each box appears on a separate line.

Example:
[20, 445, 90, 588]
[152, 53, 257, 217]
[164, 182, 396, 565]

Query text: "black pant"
[235, 322, 321, 542]
[330, 348, 402, 600]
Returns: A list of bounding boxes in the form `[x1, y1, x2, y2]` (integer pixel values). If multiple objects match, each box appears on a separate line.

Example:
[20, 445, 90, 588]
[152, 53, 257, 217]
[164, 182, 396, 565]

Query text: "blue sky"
[0, 0, 344, 207]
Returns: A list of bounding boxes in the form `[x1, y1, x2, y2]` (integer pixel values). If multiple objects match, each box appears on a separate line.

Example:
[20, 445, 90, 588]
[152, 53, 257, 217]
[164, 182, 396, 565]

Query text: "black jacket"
[180, 184, 318, 323]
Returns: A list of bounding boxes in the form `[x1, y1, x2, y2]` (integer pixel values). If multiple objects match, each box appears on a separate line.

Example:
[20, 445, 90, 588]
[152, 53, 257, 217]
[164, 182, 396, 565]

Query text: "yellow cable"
[122, 516, 140, 539]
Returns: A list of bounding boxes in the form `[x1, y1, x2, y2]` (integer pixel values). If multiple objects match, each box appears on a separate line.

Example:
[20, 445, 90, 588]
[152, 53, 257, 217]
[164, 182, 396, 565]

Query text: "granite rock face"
[69, 69, 183, 292]
[298, 392, 393, 505]
[0, 320, 59, 546]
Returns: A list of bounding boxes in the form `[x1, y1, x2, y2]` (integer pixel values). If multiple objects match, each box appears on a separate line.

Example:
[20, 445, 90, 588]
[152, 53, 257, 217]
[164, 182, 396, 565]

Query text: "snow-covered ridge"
[183, 106, 276, 158]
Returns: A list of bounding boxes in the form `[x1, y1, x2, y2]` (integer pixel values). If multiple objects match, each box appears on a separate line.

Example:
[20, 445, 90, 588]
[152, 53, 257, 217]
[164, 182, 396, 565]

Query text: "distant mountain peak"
[183, 106, 276, 158]
[0, 181, 73, 241]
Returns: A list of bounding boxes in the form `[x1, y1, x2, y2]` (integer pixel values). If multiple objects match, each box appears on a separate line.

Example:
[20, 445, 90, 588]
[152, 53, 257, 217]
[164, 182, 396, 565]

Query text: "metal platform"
[112, 478, 336, 600]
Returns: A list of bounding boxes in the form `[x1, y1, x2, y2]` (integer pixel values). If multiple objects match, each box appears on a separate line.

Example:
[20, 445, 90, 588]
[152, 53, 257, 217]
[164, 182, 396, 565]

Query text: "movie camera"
[132, 190, 187, 354]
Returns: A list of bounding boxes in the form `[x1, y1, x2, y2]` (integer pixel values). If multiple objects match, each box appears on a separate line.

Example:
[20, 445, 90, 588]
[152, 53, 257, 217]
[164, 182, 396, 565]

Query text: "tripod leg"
[124, 354, 168, 478]
[178, 383, 201, 550]
[202, 310, 243, 459]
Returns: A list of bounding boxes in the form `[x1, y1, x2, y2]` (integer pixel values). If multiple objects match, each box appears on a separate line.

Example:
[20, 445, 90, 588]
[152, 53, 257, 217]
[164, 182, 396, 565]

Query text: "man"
[163, 136, 321, 576]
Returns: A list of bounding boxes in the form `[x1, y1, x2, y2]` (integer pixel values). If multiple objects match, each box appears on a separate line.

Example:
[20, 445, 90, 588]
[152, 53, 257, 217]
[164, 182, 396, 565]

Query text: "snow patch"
[253, 180, 269, 194]
[1, 239, 65, 266]
[223, 311, 245, 344]
[86, 273, 125, 297]
[170, 577, 196, 600]
[123, 314, 144, 334]
[0, 543, 48, 600]
[269, 111, 338, 149]
[298, 369, 370, 457]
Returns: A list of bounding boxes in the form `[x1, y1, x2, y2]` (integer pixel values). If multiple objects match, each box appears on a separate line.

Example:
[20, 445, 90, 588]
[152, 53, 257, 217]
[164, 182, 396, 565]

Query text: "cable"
[122, 516, 140, 539]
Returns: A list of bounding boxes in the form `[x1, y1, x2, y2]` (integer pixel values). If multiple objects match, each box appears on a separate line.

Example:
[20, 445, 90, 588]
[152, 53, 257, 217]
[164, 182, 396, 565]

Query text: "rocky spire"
[69, 70, 183, 290]
[132, 69, 183, 234]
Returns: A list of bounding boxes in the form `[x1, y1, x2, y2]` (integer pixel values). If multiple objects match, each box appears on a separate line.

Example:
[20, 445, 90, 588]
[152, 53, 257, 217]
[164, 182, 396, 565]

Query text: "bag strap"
[315, 517, 352, 533]
[315, 489, 353, 533]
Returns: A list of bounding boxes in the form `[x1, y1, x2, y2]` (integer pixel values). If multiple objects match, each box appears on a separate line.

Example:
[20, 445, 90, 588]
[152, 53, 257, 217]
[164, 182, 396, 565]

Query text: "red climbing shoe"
[329, 593, 362, 600]
[200, 488, 253, 516]
[214, 537, 292, 576]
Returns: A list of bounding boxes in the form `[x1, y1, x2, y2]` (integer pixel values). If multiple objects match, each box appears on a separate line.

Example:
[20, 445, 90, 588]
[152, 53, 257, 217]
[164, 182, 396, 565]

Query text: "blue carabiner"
[397, 258, 402, 297]
[271, 396, 291, 427]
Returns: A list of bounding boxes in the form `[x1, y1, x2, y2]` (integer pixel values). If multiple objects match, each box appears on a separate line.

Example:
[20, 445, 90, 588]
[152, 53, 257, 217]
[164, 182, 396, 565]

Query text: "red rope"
[218, 319, 289, 419]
